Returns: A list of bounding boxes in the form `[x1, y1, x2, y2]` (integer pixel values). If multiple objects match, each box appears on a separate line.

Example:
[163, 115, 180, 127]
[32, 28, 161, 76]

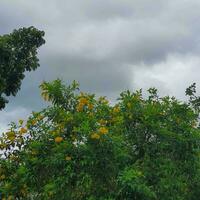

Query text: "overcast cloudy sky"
[1, 0, 200, 132]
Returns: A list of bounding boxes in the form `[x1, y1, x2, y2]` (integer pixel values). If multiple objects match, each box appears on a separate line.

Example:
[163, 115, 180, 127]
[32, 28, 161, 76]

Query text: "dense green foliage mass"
[0, 80, 200, 200]
[0, 26, 45, 110]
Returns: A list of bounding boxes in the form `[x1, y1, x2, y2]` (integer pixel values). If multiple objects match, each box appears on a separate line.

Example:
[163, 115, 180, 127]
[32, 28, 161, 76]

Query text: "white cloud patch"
[0, 107, 30, 133]
[132, 54, 200, 99]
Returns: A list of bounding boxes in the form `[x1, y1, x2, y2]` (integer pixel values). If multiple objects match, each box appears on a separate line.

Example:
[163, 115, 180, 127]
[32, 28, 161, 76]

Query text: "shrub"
[0, 80, 200, 200]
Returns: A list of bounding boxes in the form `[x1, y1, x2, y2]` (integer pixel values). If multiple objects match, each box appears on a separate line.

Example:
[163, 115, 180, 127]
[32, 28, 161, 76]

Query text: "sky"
[1, 0, 200, 132]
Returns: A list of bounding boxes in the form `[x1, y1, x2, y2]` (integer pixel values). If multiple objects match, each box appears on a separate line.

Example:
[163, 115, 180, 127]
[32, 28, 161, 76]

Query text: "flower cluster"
[76, 96, 94, 112]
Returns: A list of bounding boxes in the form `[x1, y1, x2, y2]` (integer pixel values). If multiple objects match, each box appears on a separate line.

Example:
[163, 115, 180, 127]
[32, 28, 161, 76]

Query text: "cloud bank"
[0, 0, 200, 131]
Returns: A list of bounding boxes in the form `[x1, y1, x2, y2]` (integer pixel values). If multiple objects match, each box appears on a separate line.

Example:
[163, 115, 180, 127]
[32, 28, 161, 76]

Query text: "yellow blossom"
[20, 127, 27, 134]
[55, 136, 63, 143]
[10, 155, 18, 161]
[37, 115, 44, 120]
[0, 143, 7, 149]
[6, 131, 16, 141]
[113, 106, 120, 113]
[79, 97, 88, 105]
[98, 127, 108, 135]
[31, 120, 37, 126]
[91, 133, 100, 140]
[65, 156, 72, 161]
[88, 103, 94, 110]
[8, 195, 14, 200]
[0, 174, 6, 180]
[76, 103, 84, 112]
[99, 119, 107, 125]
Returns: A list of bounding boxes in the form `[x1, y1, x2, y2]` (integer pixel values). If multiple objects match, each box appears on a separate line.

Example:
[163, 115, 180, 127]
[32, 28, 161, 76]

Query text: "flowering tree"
[0, 80, 200, 200]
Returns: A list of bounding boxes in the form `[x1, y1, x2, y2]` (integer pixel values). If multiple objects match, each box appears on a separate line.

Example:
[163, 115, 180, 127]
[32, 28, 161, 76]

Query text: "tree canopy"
[0, 26, 45, 110]
[0, 80, 200, 200]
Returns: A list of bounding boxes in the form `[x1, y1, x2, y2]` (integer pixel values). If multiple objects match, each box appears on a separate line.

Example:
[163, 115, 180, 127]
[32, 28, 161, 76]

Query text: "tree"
[0, 80, 200, 200]
[0, 26, 45, 110]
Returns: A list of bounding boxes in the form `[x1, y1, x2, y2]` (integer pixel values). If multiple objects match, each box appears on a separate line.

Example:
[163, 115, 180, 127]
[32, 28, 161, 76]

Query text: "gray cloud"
[0, 0, 200, 131]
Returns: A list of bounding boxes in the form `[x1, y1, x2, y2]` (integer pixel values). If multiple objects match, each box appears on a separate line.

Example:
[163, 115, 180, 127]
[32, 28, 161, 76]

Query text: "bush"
[0, 80, 200, 200]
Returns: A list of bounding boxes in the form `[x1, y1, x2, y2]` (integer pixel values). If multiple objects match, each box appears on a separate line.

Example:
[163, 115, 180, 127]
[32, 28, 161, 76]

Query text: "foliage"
[0, 80, 200, 200]
[0, 26, 45, 110]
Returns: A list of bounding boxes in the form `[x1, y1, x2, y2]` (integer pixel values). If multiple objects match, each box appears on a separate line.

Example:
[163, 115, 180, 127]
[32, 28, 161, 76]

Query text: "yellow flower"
[10, 155, 17, 161]
[55, 136, 63, 143]
[79, 97, 88, 105]
[37, 115, 44, 120]
[76, 103, 84, 112]
[98, 127, 108, 135]
[88, 103, 94, 110]
[6, 131, 16, 141]
[113, 106, 120, 113]
[99, 119, 107, 125]
[91, 133, 100, 140]
[8, 196, 14, 200]
[0, 143, 7, 149]
[20, 127, 27, 134]
[31, 120, 37, 126]
[0, 174, 6, 180]
[65, 156, 72, 161]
